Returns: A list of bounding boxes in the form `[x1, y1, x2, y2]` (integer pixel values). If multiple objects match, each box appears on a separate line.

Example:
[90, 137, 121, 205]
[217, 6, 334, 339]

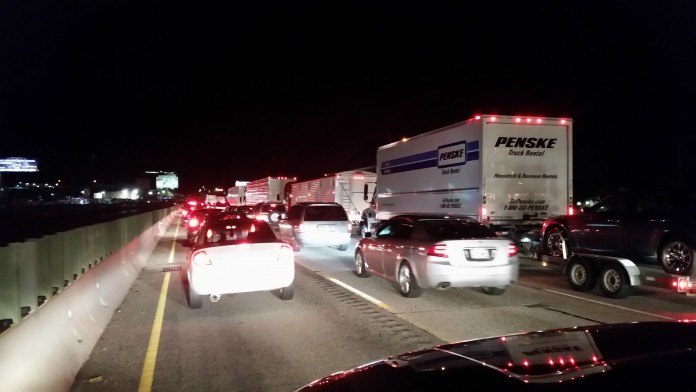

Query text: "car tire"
[660, 238, 694, 275]
[291, 237, 301, 252]
[566, 257, 597, 292]
[544, 226, 569, 258]
[188, 283, 202, 309]
[270, 212, 281, 222]
[354, 250, 370, 277]
[481, 287, 506, 295]
[599, 262, 632, 299]
[277, 282, 294, 300]
[397, 261, 422, 298]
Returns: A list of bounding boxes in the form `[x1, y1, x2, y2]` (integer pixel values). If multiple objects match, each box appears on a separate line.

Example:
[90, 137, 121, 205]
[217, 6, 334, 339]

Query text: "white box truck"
[289, 169, 377, 224]
[226, 181, 249, 206]
[244, 176, 297, 206]
[368, 114, 573, 246]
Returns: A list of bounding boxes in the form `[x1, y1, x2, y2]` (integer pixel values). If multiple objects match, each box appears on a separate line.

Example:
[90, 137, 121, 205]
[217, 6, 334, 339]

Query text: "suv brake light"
[508, 244, 518, 257]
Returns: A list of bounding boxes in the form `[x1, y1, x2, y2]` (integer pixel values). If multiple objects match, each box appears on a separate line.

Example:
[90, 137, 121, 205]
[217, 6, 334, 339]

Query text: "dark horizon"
[1, 2, 694, 199]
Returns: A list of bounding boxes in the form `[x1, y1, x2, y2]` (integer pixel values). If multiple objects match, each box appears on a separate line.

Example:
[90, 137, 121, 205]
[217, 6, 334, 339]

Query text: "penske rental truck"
[366, 114, 573, 246]
[244, 176, 297, 205]
[289, 169, 377, 224]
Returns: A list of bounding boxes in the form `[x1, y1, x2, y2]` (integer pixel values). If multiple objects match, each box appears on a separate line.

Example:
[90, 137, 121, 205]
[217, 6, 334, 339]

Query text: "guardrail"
[0, 206, 176, 333]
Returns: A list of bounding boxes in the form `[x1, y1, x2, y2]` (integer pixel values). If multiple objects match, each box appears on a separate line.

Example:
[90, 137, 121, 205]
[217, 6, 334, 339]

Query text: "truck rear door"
[482, 118, 571, 222]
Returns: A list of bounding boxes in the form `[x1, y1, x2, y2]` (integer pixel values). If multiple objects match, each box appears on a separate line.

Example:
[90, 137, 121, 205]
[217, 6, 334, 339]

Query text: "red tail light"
[427, 243, 448, 257]
[188, 218, 200, 228]
[508, 244, 518, 257]
[568, 206, 575, 215]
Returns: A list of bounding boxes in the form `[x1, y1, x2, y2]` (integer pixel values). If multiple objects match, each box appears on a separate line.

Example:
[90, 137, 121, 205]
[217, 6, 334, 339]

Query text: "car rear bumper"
[423, 262, 519, 289]
[296, 232, 351, 247]
[189, 263, 294, 295]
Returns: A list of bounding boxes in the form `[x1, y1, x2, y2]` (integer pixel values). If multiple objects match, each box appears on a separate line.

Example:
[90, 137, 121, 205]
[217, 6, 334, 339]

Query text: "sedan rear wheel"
[354, 250, 370, 277]
[481, 287, 506, 295]
[397, 261, 422, 298]
[278, 282, 294, 300]
[188, 283, 202, 309]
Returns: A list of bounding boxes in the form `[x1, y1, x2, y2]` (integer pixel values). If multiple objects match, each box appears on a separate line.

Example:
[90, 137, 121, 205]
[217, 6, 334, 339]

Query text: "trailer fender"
[610, 258, 642, 287]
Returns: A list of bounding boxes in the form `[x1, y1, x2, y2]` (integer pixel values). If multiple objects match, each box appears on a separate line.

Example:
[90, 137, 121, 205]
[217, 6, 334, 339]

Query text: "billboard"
[0, 157, 38, 172]
[156, 174, 179, 189]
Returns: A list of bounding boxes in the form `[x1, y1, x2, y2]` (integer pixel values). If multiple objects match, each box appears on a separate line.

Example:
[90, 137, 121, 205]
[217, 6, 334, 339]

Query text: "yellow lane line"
[138, 218, 180, 391]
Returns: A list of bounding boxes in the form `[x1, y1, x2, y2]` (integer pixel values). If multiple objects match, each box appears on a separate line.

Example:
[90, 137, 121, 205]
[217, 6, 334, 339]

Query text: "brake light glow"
[427, 243, 448, 257]
[188, 218, 200, 228]
[568, 206, 574, 215]
[509, 244, 518, 257]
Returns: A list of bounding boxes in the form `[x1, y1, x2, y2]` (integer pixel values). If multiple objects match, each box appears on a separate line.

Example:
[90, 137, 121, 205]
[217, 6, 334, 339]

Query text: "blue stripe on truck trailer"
[380, 140, 479, 175]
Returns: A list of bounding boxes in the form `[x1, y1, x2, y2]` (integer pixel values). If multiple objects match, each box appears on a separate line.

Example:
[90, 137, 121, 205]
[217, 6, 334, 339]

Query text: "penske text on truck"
[369, 114, 573, 243]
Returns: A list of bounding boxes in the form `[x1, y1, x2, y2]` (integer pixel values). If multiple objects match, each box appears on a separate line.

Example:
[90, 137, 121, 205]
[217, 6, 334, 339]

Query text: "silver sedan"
[354, 214, 519, 297]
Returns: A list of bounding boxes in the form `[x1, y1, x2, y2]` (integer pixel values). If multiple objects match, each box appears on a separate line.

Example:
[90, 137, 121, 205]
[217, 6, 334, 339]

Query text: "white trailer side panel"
[376, 120, 483, 220]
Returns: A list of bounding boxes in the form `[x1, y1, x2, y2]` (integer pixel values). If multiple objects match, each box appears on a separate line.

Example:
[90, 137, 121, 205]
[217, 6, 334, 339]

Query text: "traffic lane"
[70, 242, 444, 391]
[293, 246, 691, 342]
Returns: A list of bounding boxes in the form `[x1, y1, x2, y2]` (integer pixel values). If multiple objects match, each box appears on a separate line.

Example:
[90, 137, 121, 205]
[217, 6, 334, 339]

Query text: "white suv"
[251, 202, 287, 227]
[279, 202, 353, 252]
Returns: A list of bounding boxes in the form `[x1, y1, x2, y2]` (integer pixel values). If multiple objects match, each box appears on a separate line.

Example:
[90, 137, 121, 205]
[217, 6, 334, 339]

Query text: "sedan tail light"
[188, 217, 200, 228]
[508, 244, 518, 257]
[427, 243, 448, 257]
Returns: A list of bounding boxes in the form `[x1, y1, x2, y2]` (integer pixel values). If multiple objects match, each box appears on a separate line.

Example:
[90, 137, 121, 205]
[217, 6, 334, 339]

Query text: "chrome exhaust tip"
[210, 294, 221, 302]
[436, 282, 451, 290]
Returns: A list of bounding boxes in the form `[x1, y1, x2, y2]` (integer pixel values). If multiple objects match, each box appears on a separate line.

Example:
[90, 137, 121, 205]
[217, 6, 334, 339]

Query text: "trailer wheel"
[566, 258, 597, 292]
[599, 262, 632, 299]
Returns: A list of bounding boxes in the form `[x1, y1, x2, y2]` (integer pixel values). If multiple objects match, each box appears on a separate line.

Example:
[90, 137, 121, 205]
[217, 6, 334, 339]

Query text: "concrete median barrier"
[0, 210, 175, 392]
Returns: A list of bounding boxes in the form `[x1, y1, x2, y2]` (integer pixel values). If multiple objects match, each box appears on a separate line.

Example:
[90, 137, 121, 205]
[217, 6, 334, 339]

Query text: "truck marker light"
[536, 118, 543, 123]
[560, 119, 567, 124]
[515, 117, 522, 123]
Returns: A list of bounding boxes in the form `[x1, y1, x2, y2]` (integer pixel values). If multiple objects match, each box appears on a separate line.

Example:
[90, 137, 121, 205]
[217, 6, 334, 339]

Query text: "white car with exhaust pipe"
[185, 217, 295, 308]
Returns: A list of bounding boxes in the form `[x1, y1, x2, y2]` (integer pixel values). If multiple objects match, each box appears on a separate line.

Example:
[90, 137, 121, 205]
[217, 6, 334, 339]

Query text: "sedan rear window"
[199, 221, 278, 245]
[415, 220, 497, 240]
[304, 205, 348, 221]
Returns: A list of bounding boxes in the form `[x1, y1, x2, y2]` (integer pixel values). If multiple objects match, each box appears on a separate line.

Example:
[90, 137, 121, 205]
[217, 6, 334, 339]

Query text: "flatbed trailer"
[539, 253, 696, 299]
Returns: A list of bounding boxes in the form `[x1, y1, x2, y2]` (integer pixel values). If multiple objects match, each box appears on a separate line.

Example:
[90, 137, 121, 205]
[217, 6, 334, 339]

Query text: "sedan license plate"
[469, 248, 489, 260]
[318, 224, 336, 232]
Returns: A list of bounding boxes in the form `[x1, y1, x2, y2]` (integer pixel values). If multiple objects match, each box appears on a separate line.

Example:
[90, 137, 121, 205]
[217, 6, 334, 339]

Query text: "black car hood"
[296, 321, 696, 391]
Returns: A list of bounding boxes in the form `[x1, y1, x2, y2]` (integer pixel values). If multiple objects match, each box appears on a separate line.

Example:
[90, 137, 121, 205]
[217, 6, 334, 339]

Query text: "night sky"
[1, 1, 694, 197]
